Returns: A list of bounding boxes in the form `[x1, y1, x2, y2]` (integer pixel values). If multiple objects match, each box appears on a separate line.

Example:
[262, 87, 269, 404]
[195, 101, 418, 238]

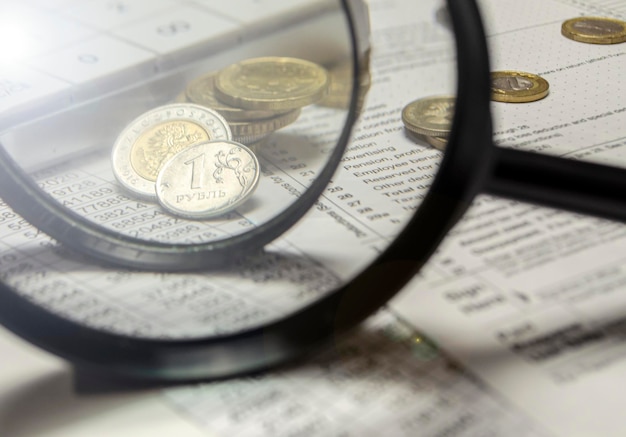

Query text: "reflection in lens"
[0, 0, 456, 354]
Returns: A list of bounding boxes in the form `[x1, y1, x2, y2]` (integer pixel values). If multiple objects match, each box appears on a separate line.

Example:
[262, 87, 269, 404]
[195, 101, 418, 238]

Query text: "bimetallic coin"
[130, 120, 211, 182]
[562, 17, 626, 44]
[186, 72, 279, 121]
[112, 104, 232, 201]
[156, 140, 260, 219]
[401, 96, 455, 138]
[215, 57, 329, 111]
[491, 71, 549, 103]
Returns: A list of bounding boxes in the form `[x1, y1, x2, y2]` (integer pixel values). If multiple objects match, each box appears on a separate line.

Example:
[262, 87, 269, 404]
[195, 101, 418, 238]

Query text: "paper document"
[392, 0, 626, 436]
[165, 310, 549, 437]
[0, 0, 624, 435]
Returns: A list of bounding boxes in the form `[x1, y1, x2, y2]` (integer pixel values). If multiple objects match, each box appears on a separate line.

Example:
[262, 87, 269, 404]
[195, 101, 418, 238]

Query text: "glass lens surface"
[0, 0, 455, 340]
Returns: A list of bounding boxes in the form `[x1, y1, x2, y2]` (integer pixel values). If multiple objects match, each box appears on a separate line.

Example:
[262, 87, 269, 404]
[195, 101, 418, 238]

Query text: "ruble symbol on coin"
[156, 140, 260, 219]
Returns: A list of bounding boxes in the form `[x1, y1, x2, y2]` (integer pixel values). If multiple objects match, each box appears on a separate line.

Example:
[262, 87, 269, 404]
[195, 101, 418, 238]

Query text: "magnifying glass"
[0, 0, 623, 381]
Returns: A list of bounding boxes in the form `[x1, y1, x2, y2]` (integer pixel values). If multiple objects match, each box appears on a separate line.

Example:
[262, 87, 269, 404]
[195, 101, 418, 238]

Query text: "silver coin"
[112, 103, 232, 201]
[156, 140, 260, 219]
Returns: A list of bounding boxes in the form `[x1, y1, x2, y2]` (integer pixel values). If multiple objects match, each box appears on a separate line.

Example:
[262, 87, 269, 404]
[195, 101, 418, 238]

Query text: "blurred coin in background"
[562, 16, 626, 44]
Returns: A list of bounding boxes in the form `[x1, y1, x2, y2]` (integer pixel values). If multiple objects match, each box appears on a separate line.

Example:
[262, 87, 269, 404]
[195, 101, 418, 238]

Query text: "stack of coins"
[112, 56, 331, 220]
[178, 56, 330, 149]
[401, 96, 455, 151]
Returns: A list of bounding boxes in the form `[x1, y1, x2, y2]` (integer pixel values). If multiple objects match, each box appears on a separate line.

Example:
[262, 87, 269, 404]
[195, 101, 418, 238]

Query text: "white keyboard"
[0, 0, 342, 132]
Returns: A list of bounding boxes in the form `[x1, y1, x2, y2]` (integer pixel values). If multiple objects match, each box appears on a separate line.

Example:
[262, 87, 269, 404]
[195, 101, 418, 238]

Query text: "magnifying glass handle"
[486, 146, 626, 223]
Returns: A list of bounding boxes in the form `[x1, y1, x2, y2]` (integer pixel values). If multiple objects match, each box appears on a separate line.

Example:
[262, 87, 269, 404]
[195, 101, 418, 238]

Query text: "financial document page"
[0, 0, 548, 435]
[0, 0, 625, 435]
[391, 0, 626, 436]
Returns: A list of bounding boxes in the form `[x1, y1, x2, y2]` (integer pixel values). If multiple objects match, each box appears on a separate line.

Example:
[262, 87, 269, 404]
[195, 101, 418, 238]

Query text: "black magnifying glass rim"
[0, 0, 493, 381]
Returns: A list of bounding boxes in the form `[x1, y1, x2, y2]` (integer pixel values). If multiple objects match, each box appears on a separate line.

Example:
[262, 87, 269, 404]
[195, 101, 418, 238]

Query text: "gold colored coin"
[130, 120, 211, 182]
[406, 130, 447, 152]
[112, 104, 231, 201]
[562, 17, 626, 44]
[401, 96, 455, 138]
[215, 57, 329, 111]
[186, 72, 279, 121]
[424, 135, 447, 151]
[491, 71, 549, 103]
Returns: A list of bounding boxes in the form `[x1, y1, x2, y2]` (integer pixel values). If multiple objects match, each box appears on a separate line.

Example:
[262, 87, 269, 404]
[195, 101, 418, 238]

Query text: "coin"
[112, 104, 232, 201]
[491, 71, 549, 103]
[406, 130, 447, 151]
[215, 57, 329, 111]
[156, 140, 260, 219]
[424, 135, 447, 151]
[401, 96, 455, 138]
[562, 17, 626, 44]
[185, 72, 280, 121]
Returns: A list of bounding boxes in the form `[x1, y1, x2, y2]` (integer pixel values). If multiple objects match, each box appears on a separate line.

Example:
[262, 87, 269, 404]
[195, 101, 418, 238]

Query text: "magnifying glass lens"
[2, 3, 359, 260]
[0, 0, 457, 375]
